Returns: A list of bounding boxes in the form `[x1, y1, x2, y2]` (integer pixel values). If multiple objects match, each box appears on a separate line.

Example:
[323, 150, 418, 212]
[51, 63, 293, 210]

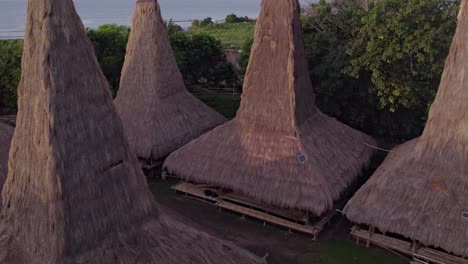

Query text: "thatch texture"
[164, 0, 375, 216]
[114, 0, 226, 161]
[344, 1, 468, 258]
[0, 1, 264, 263]
[0, 122, 13, 208]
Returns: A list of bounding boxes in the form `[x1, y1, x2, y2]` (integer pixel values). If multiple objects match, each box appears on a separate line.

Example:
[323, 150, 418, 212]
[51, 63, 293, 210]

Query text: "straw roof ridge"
[0, 1, 264, 263]
[114, 0, 226, 161]
[0, 122, 14, 209]
[163, 0, 376, 216]
[344, 1, 468, 257]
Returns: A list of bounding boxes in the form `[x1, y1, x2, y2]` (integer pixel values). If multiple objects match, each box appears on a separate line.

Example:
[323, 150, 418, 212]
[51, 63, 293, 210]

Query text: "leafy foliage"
[165, 19, 183, 36]
[0, 1, 461, 142]
[192, 17, 215, 28]
[225, 13, 251, 24]
[302, 0, 459, 140]
[87, 24, 130, 96]
[346, 0, 458, 112]
[240, 37, 254, 75]
[0, 40, 22, 111]
[170, 32, 237, 85]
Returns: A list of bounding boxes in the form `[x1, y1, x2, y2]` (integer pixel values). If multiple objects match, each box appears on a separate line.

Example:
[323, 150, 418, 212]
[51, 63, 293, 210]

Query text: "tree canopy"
[87, 24, 130, 96]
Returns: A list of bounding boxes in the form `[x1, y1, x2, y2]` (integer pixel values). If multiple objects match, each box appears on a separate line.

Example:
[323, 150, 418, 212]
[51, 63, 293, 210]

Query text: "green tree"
[0, 40, 23, 110]
[225, 14, 238, 23]
[225, 14, 251, 24]
[165, 19, 183, 36]
[240, 37, 254, 75]
[200, 17, 214, 28]
[346, 0, 459, 112]
[302, 0, 459, 140]
[170, 32, 236, 85]
[87, 24, 130, 96]
[191, 19, 200, 28]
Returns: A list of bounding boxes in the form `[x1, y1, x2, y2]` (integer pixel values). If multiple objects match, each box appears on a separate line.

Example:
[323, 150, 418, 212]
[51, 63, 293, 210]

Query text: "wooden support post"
[150, 159, 154, 179]
[411, 240, 417, 254]
[366, 225, 373, 248]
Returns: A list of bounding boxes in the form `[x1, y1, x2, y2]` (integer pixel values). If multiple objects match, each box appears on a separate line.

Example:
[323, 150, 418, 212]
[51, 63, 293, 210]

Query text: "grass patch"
[189, 22, 255, 49]
[149, 180, 407, 264]
[317, 240, 407, 264]
[149, 180, 177, 199]
[190, 88, 241, 119]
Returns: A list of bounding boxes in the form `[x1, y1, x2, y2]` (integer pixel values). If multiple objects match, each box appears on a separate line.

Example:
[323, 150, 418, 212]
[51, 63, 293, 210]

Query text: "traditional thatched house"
[0, 0, 264, 263]
[114, 0, 226, 165]
[164, 0, 375, 217]
[344, 1, 468, 259]
[0, 122, 13, 208]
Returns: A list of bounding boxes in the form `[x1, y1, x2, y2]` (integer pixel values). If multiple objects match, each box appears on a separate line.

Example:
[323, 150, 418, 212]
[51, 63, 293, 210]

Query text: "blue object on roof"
[297, 154, 307, 164]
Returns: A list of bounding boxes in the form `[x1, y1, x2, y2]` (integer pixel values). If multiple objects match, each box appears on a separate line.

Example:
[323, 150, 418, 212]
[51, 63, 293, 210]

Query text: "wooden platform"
[172, 181, 221, 203]
[351, 228, 468, 264]
[172, 181, 338, 239]
[222, 192, 309, 223]
[216, 200, 320, 237]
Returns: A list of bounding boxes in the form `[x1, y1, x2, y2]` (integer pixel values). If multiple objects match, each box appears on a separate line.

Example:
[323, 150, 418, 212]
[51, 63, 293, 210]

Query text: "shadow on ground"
[150, 179, 407, 264]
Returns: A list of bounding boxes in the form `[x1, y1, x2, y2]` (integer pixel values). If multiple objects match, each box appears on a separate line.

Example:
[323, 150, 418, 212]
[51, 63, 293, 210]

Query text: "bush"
[165, 19, 183, 36]
[346, 0, 458, 112]
[225, 14, 251, 24]
[170, 32, 237, 85]
[302, 0, 459, 140]
[87, 24, 130, 96]
[0, 40, 22, 110]
[240, 37, 254, 75]
[200, 17, 215, 28]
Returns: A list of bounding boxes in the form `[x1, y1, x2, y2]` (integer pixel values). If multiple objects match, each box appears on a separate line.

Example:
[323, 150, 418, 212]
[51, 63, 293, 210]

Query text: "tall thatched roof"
[344, 1, 468, 258]
[163, 0, 375, 216]
[0, 122, 13, 208]
[114, 0, 226, 161]
[0, 1, 263, 263]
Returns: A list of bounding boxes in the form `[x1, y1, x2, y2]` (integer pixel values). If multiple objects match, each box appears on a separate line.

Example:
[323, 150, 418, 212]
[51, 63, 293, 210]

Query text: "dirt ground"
[151, 179, 407, 264]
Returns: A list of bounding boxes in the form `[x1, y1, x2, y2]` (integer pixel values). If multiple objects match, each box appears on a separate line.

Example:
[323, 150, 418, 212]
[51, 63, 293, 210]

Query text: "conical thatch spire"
[114, 0, 226, 162]
[163, 0, 375, 216]
[345, 1, 468, 258]
[0, 0, 263, 263]
[0, 122, 13, 208]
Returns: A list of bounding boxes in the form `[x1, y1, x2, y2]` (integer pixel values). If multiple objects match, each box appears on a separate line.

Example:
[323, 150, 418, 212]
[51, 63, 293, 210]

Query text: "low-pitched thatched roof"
[114, 0, 226, 161]
[163, 0, 375, 216]
[344, 1, 468, 258]
[0, 122, 13, 208]
[0, 1, 264, 263]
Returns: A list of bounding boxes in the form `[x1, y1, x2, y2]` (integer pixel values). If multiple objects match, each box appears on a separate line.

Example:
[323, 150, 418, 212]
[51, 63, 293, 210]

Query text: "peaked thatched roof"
[344, 1, 468, 258]
[114, 0, 226, 161]
[0, 122, 13, 208]
[163, 0, 375, 216]
[0, 1, 263, 263]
